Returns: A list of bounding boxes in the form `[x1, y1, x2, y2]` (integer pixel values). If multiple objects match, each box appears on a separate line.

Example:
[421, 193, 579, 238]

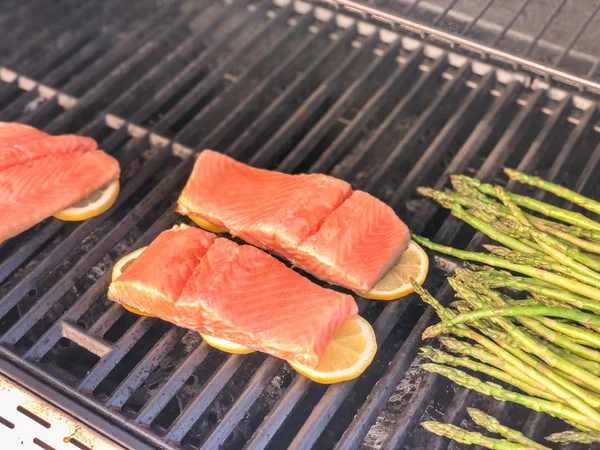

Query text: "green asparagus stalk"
[498, 215, 600, 275]
[505, 168, 600, 216]
[455, 174, 600, 231]
[545, 430, 600, 444]
[419, 347, 561, 402]
[537, 338, 600, 376]
[412, 281, 600, 422]
[494, 185, 600, 280]
[466, 408, 550, 449]
[411, 235, 600, 302]
[530, 219, 600, 255]
[438, 336, 549, 392]
[450, 205, 541, 256]
[454, 273, 600, 362]
[420, 364, 598, 431]
[448, 278, 600, 406]
[538, 317, 600, 349]
[420, 421, 542, 449]
[422, 306, 600, 339]
[469, 271, 600, 314]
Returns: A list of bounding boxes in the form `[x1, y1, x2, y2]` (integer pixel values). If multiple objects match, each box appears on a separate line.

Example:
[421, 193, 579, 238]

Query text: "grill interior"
[1, 1, 600, 449]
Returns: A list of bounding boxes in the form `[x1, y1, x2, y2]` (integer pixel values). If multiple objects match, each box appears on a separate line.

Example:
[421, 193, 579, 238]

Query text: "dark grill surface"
[0, 1, 599, 449]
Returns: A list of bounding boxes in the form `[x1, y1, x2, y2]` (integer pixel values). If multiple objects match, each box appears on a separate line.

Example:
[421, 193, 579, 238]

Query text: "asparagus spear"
[452, 174, 600, 231]
[455, 270, 600, 357]
[469, 270, 600, 314]
[411, 235, 600, 302]
[448, 279, 600, 406]
[494, 184, 600, 281]
[450, 205, 541, 256]
[545, 430, 600, 444]
[420, 421, 542, 449]
[535, 337, 600, 376]
[422, 306, 600, 339]
[438, 336, 551, 394]
[466, 408, 550, 449]
[420, 363, 598, 431]
[419, 347, 561, 402]
[505, 168, 600, 216]
[412, 281, 600, 421]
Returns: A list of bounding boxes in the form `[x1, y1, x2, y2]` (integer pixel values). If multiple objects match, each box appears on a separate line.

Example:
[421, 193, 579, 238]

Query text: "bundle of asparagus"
[412, 169, 600, 445]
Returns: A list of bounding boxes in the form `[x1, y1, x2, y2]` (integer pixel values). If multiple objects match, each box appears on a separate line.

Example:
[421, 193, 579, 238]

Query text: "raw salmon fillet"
[108, 225, 216, 317]
[0, 122, 97, 171]
[108, 224, 357, 367]
[176, 150, 410, 293]
[177, 150, 352, 252]
[0, 122, 120, 243]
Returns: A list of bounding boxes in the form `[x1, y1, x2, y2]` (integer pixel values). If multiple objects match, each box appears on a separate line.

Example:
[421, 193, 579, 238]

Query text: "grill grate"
[317, 0, 600, 94]
[1, 1, 600, 449]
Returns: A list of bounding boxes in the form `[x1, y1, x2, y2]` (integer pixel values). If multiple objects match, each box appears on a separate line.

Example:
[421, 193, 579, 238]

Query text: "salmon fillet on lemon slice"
[176, 150, 419, 295]
[0, 122, 121, 243]
[108, 224, 358, 368]
[111, 235, 378, 380]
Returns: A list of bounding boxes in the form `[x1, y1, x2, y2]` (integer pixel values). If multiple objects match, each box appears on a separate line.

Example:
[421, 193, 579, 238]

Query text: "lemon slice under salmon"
[54, 179, 120, 221]
[111, 246, 153, 316]
[110, 248, 379, 383]
[189, 215, 227, 233]
[289, 315, 377, 384]
[200, 334, 255, 354]
[359, 241, 429, 301]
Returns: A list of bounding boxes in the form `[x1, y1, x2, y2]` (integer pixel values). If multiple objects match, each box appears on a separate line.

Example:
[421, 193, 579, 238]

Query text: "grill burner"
[1, 1, 600, 449]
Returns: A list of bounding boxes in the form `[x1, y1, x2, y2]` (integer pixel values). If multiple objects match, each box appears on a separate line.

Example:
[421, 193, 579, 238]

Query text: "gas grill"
[1, 0, 599, 449]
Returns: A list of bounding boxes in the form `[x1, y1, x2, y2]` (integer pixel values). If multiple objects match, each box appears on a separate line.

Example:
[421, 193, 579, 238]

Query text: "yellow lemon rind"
[359, 241, 429, 301]
[200, 334, 255, 354]
[189, 215, 227, 233]
[54, 179, 120, 221]
[288, 316, 377, 384]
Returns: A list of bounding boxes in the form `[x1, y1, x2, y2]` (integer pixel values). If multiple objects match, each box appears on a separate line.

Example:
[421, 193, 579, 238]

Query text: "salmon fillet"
[176, 150, 410, 293]
[108, 224, 215, 317]
[296, 191, 411, 293]
[108, 225, 357, 367]
[177, 150, 352, 252]
[0, 122, 120, 243]
[0, 122, 97, 171]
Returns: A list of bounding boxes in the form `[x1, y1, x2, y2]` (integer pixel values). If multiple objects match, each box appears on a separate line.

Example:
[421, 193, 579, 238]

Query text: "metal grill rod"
[227, 24, 359, 158]
[364, 61, 473, 196]
[250, 30, 379, 171]
[277, 36, 402, 173]
[308, 47, 424, 175]
[198, 17, 330, 151]
[176, 13, 316, 148]
[153, 0, 283, 137]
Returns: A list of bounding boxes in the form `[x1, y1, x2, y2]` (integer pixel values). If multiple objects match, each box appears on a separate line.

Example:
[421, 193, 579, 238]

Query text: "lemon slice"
[189, 215, 227, 233]
[112, 246, 148, 282]
[360, 240, 429, 301]
[289, 315, 376, 384]
[200, 334, 254, 354]
[54, 179, 120, 221]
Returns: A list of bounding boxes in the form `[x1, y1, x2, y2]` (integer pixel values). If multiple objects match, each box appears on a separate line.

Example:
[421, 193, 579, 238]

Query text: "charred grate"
[0, 1, 600, 449]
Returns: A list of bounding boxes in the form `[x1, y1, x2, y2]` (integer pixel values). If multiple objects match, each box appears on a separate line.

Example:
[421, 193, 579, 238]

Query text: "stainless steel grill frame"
[0, 1, 599, 449]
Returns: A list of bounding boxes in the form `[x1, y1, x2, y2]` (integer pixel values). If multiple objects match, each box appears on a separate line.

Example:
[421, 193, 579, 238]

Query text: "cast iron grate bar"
[0, 1, 599, 449]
